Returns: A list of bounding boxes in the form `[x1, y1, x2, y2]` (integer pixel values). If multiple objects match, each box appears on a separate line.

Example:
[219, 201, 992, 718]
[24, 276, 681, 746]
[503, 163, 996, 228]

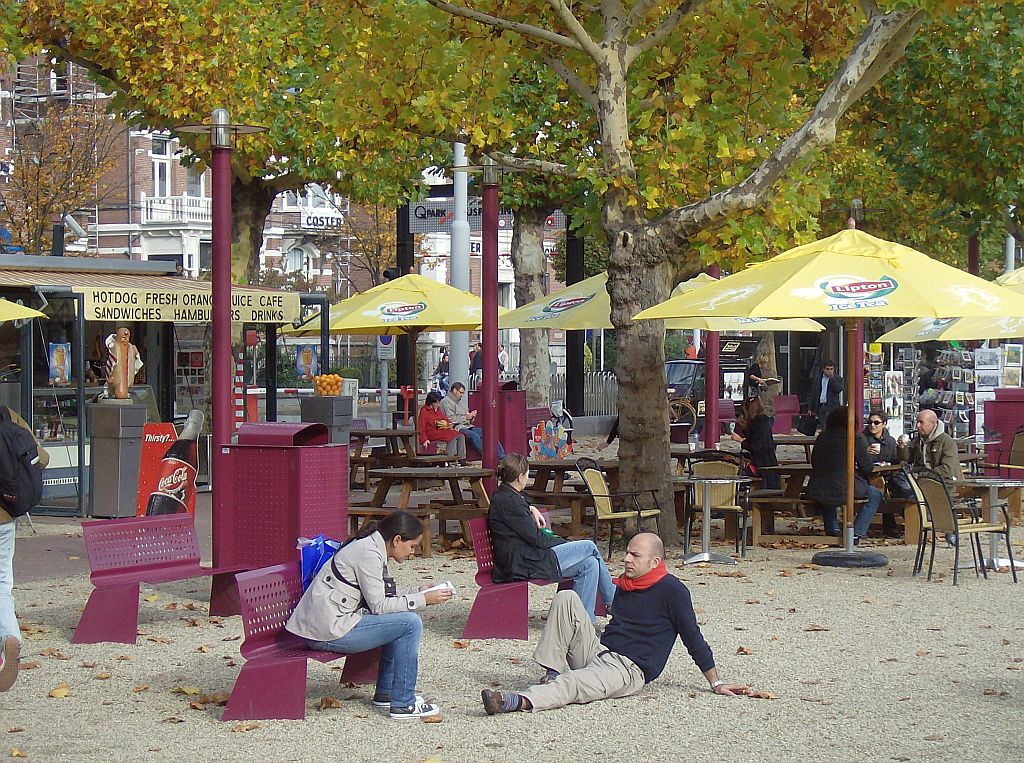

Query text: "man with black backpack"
[0, 405, 47, 691]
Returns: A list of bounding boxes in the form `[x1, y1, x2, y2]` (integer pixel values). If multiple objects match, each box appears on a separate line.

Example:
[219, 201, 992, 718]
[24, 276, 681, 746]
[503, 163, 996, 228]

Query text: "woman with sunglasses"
[862, 411, 897, 464]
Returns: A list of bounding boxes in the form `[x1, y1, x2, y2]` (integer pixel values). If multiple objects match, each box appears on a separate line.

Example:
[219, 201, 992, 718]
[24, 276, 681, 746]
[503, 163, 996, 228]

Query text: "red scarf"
[614, 560, 668, 592]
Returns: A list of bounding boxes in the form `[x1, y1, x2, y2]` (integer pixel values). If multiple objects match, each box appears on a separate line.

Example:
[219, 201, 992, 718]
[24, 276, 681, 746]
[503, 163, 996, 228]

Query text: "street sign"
[377, 335, 396, 360]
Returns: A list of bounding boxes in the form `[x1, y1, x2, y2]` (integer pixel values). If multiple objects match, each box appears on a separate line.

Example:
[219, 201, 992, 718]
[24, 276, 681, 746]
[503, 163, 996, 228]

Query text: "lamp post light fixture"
[480, 156, 501, 480]
[175, 109, 265, 572]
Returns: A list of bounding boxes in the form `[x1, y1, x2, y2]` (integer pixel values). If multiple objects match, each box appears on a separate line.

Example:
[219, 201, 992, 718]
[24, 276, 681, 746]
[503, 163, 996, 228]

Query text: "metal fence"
[549, 371, 618, 416]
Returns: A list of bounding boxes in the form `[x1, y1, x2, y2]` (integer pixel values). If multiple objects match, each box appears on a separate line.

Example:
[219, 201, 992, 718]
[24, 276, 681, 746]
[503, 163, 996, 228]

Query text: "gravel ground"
[2, 535, 1023, 762]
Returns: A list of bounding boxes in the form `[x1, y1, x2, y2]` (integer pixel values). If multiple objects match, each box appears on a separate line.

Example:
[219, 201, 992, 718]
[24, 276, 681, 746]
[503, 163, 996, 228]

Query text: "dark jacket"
[811, 374, 844, 413]
[804, 427, 874, 507]
[739, 413, 779, 489]
[862, 428, 898, 463]
[487, 482, 563, 583]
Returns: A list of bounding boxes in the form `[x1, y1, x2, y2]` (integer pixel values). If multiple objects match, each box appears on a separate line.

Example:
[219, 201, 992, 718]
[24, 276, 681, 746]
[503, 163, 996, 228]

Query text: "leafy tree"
[400, 0, 961, 542]
[0, 102, 121, 254]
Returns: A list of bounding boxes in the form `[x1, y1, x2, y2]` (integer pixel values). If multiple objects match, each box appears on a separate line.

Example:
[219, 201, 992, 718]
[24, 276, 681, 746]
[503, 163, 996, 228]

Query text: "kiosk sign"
[79, 287, 300, 323]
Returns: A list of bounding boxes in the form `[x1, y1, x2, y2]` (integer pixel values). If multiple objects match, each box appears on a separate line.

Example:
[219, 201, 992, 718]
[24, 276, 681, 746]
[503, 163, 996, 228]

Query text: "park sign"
[79, 286, 301, 323]
[408, 199, 566, 234]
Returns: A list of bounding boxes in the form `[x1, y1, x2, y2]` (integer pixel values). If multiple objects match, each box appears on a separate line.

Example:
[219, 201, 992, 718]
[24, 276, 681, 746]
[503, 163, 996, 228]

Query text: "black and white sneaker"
[373, 693, 424, 708]
[389, 700, 441, 720]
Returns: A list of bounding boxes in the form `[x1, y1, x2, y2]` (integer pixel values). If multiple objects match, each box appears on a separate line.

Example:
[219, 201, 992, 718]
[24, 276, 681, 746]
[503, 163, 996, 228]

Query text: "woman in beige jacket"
[286, 511, 452, 719]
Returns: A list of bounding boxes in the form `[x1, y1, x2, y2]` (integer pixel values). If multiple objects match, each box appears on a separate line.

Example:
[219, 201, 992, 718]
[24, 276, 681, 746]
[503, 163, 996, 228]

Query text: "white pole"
[1006, 233, 1017, 273]
[599, 328, 604, 370]
[449, 143, 471, 387]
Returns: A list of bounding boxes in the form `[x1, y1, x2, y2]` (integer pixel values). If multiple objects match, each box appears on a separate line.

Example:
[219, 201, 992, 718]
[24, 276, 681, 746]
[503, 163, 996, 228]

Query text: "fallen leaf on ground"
[116, 655, 134, 662]
[39, 648, 68, 660]
[231, 723, 261, 733]
[452, 640, 470, 649]
[94, 673, 111, 680]
[48, 682, 71, 699]
[509, 657, 523, 665]
[7, 729, 23, 734]
[171, 686, 203, 696]
[318, 696, 343, 711]
[221, 635, 241, 642]
[198, 693, 229, 705]
[147, 637, 173, 645]
[982, 688, 1009, 697]
[422, 714, 444, 723]
[778, 570, 792, 577]
[736, 646, 753, 656]
[915, 650, 930, 657]
[797, 563, 819, 570]
[79, 661, 97, 669]
[183, 618, 202, 628]
[744, 599, 760, 605]
[11, 747, 27, 758]
[162, 716, 185, 724]
[131, 685, 149, 693]
[196, 645, 213, 653]
[143, 594, 159, 602]
[163, 603, 178, 611]
[747, 690, 777, 700]
[924, 734, 944, 741]
[18, 662, 39, 671]
[804, 624, 829, 632]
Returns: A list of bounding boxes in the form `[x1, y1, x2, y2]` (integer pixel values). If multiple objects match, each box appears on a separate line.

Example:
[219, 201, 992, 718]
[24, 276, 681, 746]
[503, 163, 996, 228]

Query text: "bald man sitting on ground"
[481, 533, 749, 715]
[897, 408, 963, 482]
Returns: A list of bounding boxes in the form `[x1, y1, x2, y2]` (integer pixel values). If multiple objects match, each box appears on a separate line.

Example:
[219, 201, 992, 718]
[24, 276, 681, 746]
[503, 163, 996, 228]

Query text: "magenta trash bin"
[215, 422, 348, 569]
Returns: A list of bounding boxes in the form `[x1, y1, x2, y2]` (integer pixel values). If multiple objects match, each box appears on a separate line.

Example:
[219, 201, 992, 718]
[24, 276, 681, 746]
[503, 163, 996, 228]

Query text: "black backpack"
[0, 406, 43, 517]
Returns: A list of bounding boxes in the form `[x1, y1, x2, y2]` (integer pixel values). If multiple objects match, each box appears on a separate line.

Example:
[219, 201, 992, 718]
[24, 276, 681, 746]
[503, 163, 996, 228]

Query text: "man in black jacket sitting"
[481, 533, 748, 714]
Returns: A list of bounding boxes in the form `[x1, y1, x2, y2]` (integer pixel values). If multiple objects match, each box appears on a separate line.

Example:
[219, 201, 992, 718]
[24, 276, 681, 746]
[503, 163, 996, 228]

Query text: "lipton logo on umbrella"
[819, 275, 898, 300]
[379, 301, 427, 318]
[543, 293, 595, 314]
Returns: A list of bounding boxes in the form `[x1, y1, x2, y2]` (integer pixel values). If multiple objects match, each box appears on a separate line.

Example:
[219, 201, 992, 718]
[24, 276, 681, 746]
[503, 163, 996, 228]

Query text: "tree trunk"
[231, 177, 279, 284]
[607, 223, 680, 545]
[755, 332, 777, 417]
[510, 205, 551, 407]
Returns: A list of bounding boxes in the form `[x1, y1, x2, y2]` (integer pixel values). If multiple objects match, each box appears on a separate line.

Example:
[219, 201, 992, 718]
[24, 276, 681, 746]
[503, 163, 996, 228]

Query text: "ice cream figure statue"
[48, 342, 71, 386]
[105, 327, 144, 400]
[295, 344, 319, 381]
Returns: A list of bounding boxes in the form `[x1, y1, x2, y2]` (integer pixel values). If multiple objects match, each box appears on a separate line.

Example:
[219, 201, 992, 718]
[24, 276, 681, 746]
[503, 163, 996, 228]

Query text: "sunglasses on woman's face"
[868, 420, 884, 426]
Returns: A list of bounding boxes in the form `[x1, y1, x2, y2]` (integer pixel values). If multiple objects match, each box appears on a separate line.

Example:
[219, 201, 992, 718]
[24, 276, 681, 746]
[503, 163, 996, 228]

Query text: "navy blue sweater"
[600, 575, 714, 683]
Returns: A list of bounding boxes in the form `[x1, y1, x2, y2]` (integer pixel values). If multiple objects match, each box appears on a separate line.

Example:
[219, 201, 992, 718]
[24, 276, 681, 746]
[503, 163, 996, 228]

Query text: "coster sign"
[300, 210, 345, 230]
[818, 275, 898, 310]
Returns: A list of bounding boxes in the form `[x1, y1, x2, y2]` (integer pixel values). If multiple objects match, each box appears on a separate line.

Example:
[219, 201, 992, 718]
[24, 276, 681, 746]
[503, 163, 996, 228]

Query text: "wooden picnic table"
[350, 466, 495, 556]
[772, 434, 816, 461]
[348, 427, 421, 489]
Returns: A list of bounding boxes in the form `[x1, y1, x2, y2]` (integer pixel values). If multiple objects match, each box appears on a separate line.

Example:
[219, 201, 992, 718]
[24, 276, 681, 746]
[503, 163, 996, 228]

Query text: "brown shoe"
[0, 636, 19, 691]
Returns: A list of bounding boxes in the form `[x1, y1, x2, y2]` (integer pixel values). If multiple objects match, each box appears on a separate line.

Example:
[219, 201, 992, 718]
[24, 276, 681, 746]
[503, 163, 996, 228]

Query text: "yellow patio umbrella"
[875, 273, 1024, 343]
[633, 229, 1024, 320]
[632, 228, 1024, 565]
[500, 272, 825, 332]
[282, 273, 497, 336]
[0, 298, 45, 322]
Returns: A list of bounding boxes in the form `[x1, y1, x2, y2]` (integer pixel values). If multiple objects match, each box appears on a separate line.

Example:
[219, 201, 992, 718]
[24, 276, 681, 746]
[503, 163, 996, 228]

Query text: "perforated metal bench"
[73, 515, 244, 644]
[222, 561, 378, 721]
[462, 515, 606, 640]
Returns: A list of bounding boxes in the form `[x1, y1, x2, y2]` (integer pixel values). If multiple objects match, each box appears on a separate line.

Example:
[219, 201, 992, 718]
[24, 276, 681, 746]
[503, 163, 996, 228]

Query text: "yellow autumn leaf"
[48, 682, 71, 699]
[171, 685, 203, 696]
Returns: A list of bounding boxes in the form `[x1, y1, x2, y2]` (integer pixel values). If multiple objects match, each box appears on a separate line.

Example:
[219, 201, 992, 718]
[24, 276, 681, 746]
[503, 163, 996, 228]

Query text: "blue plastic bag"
[297, 534, 342, 590]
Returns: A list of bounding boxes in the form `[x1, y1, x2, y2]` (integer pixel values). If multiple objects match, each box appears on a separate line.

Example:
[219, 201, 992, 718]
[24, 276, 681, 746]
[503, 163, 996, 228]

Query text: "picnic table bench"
[222, 561, 378, 721]
[73, 515, 244, 645]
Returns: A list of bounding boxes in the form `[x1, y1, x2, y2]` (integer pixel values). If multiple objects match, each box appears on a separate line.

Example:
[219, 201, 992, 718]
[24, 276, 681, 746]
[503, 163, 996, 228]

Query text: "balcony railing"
[139, 194, 211, 225]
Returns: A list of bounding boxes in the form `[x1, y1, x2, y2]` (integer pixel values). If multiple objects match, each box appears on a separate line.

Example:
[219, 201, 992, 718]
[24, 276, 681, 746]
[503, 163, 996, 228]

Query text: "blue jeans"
[306, 611, 422, 708]
[821, 485, 883, 537]
[459, 426, 505, 459]
[0, 522, 18, 645]
[551, 541, 615, 622]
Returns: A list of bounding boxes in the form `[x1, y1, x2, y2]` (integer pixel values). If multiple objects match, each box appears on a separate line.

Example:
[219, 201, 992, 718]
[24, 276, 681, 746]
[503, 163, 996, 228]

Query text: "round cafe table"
[957, 476, 1024, 569]
[675, 474, 753, 565]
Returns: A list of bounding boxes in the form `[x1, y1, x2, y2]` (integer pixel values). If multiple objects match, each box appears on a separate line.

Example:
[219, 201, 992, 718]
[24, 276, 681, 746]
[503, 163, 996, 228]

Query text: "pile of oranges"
[313, 373, 343, 396]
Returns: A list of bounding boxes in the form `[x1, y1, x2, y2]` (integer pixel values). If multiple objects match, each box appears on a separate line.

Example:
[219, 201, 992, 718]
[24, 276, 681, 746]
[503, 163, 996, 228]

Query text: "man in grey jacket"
[441, 382, 504, 459]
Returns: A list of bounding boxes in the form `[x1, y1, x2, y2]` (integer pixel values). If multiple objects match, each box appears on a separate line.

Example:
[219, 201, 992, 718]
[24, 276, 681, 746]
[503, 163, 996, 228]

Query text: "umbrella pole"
[811, 317, 887, 569]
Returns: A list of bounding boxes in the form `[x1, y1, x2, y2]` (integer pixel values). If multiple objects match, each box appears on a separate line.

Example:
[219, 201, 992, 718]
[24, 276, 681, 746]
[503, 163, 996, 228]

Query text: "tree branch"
[423, 0, 583, 51]
[657, 9, 926, 238]
[546, 0, 603, 58]
[543, 55, 599, 111]
[859, 0, 880, 19]
[486, 151, 578, 178]
[626, 1, 704, 66]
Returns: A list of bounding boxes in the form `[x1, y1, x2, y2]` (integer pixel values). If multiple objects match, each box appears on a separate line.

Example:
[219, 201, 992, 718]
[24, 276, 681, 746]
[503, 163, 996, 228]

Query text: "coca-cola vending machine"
[136, 410, 203, 516]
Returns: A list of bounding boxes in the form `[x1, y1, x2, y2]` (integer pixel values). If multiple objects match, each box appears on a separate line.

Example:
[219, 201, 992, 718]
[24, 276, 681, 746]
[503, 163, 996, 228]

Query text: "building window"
[282, 190, 299, 209]
[185, 165, 205, 197]
[199, 241, 212, 271]
[286, 247, 306, 273]
[152, 138, 171, 197]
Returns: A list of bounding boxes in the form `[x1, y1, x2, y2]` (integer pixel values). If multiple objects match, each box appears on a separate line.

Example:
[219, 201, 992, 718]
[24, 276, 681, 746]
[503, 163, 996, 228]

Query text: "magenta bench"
[222, 561, 378, 721]
[73, 515, 243, 645]
[462, 516, 606, 640]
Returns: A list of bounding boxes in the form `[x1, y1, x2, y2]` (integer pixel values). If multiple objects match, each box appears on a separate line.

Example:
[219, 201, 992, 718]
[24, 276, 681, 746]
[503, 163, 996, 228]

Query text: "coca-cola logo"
[157, 466, 192, 494]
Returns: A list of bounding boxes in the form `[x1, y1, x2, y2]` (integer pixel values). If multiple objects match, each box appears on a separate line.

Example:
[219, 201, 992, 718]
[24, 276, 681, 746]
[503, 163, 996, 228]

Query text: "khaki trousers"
[521, 590, 645, 711]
